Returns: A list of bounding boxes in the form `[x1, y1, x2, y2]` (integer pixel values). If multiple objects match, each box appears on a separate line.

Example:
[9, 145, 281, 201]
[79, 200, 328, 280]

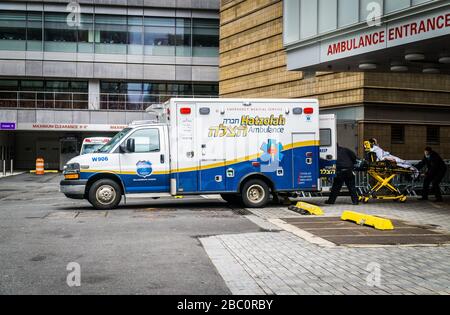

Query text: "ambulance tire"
[88, 179, 122, 210]
[241, 179, 270, 208]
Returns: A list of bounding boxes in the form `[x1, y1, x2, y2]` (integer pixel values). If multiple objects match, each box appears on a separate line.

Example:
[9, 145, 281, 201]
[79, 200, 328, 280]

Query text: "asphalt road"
[0, 173, 259, 295]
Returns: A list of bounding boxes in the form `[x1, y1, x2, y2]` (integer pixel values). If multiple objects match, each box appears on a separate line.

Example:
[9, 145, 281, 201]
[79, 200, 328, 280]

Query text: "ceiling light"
[405, 53, 425, 61]
[390, 65, 408, 72]
[359, 63, 377, 70]
[438, 56, 450, 64]
[423, 68, 440, 74]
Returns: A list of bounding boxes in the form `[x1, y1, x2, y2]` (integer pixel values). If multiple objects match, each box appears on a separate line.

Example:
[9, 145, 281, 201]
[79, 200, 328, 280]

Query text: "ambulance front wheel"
[241, 179, 270, 208]
[88, 179, 122, 210]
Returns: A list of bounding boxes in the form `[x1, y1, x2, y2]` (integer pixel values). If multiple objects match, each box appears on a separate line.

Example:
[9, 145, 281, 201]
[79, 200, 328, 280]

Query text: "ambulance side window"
[320, 129, 332, 147]
[128, 129, 160, 153]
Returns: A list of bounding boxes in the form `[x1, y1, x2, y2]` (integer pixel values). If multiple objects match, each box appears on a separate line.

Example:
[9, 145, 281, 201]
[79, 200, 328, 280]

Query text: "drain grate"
[282, 217, 450, 246]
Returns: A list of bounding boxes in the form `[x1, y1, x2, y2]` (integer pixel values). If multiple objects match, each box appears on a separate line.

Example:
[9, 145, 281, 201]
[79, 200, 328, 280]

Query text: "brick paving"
[201, 197, 450, 295]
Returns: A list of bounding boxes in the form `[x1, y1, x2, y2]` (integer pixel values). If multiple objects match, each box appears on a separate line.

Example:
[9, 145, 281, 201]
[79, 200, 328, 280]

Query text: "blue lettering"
[92, 157, 108, 162]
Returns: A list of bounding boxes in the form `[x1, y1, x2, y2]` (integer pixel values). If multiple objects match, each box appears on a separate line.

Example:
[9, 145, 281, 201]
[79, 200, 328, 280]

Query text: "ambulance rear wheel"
[88, 179, 122, 210]
[241, 179, 270, 208]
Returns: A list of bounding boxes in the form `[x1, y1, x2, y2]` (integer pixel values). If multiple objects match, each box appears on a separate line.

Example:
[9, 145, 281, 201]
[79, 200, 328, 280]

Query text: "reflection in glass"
[44, 13, 78, 52]
[0, 11, 26, 51]
[27, 12, 43, 51]
[193, 19, 219, 57]
[78, 14, 94, 53]
[95, 15, 127, 54]
[144, 17, 176, 56]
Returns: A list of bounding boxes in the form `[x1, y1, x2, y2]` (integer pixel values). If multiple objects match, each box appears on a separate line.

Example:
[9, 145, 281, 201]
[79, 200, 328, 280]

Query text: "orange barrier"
[35, 157, 44, 175]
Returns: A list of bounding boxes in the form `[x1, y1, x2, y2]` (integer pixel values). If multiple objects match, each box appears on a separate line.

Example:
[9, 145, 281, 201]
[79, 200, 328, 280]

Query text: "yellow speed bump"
[294, 202, 324, 216]
[341, 211, 394, 230]
[30, 170, 59, 174]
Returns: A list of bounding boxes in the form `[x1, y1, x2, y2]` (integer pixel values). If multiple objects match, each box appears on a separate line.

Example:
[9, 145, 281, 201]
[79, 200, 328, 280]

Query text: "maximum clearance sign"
[322, 8, 450, 62]
[16, 123, 128, 131]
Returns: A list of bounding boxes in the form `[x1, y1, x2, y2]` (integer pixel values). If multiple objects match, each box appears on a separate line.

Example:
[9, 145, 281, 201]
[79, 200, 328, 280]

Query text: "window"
[20, 80, 44, 91]
[176, 18, 192, 56]
[0, 11, 27, 51]
[193, 84, 219, 96]
[128, 16, 143, 55]
[129, 129, 160, 153]
[95, 15, 127, 54]
[77, 14, 94, 53]
[44, 13, 77, 52]
[144, 17, 176, 56]
[320, 129, 332, 147]
[338, 0, 359, 28]
[300, 0, 318, 39]
[0, 11, 219, 56]
[0, 80, 19, 90]
[27, 12, 43, 51]
[391, 125, 405, 144]
[426, 126, 440, 145]
[193, 19, 219, 57]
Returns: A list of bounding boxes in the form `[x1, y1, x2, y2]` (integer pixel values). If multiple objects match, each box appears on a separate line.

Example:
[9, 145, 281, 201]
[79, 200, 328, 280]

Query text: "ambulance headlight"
[63, 163, 80, 180]
[64, 163, 80, 172]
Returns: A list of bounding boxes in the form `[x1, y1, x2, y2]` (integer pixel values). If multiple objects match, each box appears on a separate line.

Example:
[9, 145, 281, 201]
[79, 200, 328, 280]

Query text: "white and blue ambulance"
[60, 99, 336, 209]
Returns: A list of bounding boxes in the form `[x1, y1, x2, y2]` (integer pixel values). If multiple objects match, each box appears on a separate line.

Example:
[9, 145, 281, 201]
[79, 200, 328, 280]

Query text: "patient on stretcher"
[368, 139, 419, 178]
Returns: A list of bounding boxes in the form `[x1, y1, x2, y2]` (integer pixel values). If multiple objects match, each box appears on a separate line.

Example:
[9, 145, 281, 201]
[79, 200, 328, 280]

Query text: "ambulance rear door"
[319, 114, 337, 190]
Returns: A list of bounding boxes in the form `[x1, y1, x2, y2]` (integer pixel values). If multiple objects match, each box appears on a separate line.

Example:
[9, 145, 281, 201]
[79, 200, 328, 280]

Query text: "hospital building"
[0, 0, 219, 170]
[220, 0, 450, 159]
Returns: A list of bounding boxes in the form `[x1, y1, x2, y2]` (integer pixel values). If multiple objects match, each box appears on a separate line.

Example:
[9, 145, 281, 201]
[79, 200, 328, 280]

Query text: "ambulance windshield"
[96, 128, 132, 153]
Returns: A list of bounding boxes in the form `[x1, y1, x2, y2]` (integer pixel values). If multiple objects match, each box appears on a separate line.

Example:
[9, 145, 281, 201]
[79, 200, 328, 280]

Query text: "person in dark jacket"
[416, 147, 447, 202]
[326, 145, 359, 205]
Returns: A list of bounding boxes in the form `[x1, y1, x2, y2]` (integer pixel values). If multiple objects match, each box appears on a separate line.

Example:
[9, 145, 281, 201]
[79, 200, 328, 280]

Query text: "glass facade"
[0, 11, 219, 57]
[0, 79, 218, 111]
[284, 0, 438, 44]
[0, 79, 88, 109]
[100, 81, 219, 110]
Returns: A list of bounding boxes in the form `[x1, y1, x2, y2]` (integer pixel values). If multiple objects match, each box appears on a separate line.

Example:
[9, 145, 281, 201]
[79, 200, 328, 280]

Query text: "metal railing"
[0, 91, 218, 111]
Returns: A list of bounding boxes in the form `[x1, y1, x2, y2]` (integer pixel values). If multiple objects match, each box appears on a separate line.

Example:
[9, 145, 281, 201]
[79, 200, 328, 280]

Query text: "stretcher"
[358, 141, 414, 203]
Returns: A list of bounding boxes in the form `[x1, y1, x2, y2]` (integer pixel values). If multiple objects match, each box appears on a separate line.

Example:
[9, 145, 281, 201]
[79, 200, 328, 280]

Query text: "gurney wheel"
[362, 197, 370, 204]
[400, 196, 407, 203]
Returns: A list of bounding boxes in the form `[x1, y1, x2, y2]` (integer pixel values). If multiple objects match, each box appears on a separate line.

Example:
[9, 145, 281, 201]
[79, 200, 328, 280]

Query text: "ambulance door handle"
[160, 154, 165, 164]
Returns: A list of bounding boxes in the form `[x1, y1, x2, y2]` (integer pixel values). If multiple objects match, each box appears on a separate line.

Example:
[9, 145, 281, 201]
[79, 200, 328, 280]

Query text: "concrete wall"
[0, 56, 219, 82]
[0, 109, 149, 126]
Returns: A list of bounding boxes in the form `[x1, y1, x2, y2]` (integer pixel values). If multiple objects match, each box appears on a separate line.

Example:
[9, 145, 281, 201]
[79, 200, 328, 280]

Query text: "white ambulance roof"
[82, 137, 111, 144]
[168, 98, 318, 103]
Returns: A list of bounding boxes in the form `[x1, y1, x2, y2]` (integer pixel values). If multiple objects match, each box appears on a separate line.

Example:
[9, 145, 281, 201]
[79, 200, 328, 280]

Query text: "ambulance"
[60, 99, 336, 210]
[80, 137, 112, 155]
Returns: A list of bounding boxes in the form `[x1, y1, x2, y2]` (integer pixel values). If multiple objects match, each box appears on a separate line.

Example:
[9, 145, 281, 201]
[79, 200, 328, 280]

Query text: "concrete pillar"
[88, 79, 100, 110]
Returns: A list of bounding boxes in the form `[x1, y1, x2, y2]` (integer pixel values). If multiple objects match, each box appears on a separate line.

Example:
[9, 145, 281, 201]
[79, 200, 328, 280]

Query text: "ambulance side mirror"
[120, 138, 135, 153]
[126, 138, 135, 153]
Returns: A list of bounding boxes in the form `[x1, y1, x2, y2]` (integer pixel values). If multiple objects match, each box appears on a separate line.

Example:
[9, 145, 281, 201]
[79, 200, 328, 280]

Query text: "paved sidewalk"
[0, 171, 25, 179]
[201, 198, 450, 295]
